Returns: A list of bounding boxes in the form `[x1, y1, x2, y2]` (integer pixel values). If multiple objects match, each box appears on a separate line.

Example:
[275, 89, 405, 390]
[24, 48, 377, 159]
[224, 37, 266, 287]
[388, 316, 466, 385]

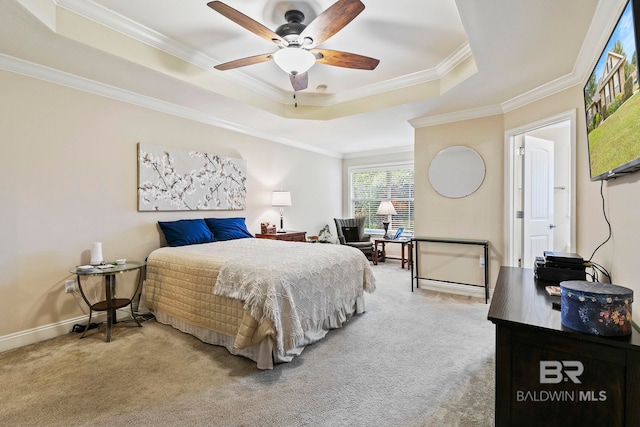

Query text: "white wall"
[0, 69, 342, 343]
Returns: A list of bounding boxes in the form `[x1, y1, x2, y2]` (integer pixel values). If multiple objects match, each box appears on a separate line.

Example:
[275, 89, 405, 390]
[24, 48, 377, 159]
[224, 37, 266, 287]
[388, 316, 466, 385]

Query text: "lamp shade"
[272, 191, 292, 207]
[376, 200, 397, 216]
[273, 48, 316, 75]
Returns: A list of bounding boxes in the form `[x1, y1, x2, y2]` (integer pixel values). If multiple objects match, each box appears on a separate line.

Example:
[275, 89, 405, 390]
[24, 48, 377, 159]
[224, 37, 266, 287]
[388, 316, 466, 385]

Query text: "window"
[349, 163, 414, 234]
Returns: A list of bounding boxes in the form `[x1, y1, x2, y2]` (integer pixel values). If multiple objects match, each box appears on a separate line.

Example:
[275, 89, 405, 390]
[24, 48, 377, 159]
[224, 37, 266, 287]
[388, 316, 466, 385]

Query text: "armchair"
[334, 218, 374, 259]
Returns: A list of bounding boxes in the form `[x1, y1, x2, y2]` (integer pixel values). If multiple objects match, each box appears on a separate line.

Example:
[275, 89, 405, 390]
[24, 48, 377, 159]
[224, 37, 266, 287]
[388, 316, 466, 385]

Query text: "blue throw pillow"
[205, 217, 254, 241]
[158, 219, 215, 247]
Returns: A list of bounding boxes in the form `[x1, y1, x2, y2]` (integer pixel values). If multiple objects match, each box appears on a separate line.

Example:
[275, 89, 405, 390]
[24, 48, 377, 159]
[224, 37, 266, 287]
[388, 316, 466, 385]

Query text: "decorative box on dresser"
[255, 231, 306, 242]
[488, 266, 640, 427]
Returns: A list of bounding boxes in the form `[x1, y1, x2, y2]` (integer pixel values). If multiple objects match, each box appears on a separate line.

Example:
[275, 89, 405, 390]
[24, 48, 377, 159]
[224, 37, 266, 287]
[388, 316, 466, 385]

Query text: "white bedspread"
[212, 239, 376, 354]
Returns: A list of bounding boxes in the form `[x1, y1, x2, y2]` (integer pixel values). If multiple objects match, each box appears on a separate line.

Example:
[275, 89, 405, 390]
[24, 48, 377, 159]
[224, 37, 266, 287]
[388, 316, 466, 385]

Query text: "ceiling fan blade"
[300, 0, 365, 48]
[214, 53, 274, 71]
[207, 1, 286, 46]
[311, 49, 379, 70]
[290, 72, 308, 91]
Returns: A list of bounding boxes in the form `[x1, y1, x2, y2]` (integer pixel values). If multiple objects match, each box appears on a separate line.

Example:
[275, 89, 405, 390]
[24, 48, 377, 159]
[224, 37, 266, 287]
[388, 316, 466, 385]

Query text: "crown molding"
[501, 0, 623, 113]
[49, 0, 474, 110]
[308, 43, 473, 107]
[500, 72, 581, 113]
[409, 104, 503, 128]
[0, 53, 342, 159]
[342, 144, 414, 160]
[410, 76, 579, 128]
[437, 42, 473, 77]
[54, 0, 288, 104]
[574, 0, 626, 83]
[410, 0, 624, 128]
[17, 0, 57, 31]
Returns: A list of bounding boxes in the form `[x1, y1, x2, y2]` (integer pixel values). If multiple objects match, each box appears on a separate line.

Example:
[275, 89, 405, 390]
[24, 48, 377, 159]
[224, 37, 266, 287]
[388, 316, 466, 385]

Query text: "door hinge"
[516, 210, 524, 219]
[517, 147, 525, 156]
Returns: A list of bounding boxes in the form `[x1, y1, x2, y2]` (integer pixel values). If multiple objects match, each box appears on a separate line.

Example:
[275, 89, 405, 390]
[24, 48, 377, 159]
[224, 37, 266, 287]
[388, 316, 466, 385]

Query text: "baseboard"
[0, 312, 106, 354]
[417, 279, 493, 300]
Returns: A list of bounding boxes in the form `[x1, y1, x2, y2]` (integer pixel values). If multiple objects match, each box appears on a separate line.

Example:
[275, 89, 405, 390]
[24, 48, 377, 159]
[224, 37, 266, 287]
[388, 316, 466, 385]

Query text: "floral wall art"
[138, 143, 247, 211]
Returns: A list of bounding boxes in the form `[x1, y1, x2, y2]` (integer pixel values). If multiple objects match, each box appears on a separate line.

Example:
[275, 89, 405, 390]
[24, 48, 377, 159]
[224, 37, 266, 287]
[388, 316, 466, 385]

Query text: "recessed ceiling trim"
[436, 42, 473, 77]
[411, 0, 621, 129]
[501, 0, 623, 114]
[294, 42, 473, 107]
[342, 145, 414, 160]
[331, 68, 442, 105]
[0, 53, 342, 159]
[55, 0, 289, 104]
[409, 104, 503, 128]
[17, 0, 57, 31]
[50, 0, 476, 112]
[336, 43, 476, 103]
[500, 72, 581, 113]
[574, 0, 627, 83]
[274, 64, 442, 107]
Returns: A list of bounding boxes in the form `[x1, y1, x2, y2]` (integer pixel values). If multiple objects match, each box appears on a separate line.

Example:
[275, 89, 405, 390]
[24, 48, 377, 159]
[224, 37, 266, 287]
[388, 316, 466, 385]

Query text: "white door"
[522, 136, 555, 268]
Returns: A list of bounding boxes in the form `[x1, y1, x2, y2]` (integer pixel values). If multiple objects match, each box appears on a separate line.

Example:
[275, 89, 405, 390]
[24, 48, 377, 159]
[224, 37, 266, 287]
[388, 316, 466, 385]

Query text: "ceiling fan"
[207, 0, 380, 92]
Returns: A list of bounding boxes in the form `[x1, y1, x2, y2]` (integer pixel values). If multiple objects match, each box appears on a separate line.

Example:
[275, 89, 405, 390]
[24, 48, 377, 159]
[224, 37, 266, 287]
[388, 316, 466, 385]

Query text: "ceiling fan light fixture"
[273, 47, 316, 75]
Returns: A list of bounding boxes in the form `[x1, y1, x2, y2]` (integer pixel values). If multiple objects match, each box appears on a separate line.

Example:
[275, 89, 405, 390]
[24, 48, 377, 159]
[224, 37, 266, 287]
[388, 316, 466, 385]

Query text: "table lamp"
[272, 191, 292, 233]
[376, 201, 397, 239]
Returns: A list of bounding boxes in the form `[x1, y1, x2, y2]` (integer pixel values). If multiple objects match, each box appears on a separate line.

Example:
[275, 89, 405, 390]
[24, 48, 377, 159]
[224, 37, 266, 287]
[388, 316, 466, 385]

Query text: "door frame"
[503, 109, 577, 267]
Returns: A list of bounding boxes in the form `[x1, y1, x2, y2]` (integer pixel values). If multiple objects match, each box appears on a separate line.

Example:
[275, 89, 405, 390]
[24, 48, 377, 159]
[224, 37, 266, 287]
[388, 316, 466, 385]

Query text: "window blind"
[350, 164, 414, 233]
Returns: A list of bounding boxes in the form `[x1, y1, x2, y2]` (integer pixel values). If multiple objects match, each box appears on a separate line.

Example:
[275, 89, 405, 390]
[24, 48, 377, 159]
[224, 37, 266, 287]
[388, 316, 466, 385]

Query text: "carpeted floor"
[0, 261, 495, 426]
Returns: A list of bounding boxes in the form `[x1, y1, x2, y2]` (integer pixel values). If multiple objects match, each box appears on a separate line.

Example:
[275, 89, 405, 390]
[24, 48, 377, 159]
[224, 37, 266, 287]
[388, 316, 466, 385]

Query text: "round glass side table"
[70, 261, 145, 342]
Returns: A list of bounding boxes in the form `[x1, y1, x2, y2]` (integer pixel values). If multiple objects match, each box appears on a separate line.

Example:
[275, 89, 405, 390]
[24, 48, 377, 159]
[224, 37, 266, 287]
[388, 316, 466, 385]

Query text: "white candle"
[90, 242, 103, 265]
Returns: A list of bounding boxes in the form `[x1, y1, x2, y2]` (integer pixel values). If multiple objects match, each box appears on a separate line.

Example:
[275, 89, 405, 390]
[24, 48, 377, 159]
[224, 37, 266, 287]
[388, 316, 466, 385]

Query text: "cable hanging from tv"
[586, 180, 612, 283]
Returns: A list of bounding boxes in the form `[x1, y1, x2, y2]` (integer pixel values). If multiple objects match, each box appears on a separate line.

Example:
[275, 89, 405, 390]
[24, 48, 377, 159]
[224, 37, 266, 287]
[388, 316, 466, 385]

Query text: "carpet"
[0, 262, 495, 426]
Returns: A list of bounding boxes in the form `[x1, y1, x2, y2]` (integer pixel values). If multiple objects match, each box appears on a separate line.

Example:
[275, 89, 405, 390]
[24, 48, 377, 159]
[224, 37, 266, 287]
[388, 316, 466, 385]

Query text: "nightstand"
[70, 261, 145, 342]
[255, 231, 306, 242]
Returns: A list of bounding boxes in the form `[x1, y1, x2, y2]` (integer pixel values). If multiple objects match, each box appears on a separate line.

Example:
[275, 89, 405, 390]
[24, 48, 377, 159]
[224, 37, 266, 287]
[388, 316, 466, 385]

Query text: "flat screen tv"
[584, 0, 640, 181]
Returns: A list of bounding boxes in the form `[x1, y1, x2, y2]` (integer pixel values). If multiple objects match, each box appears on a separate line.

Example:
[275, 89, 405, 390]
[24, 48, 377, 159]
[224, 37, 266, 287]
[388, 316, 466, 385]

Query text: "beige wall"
[414, 115, 504, 289]
[4, 62, 640, 346]
[0, 70, 342, 340]
[413, 84, 640, 297]
[506, 86, 640, 296]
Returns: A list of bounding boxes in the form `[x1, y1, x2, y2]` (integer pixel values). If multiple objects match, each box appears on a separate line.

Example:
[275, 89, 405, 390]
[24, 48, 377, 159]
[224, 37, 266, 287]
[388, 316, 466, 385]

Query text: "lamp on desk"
[272, 191, 292, 233]
[376, 200, 397, 239]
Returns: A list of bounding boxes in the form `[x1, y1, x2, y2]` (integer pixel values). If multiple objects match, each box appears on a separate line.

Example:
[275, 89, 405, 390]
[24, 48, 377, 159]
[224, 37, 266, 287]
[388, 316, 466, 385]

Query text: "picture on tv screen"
[584, 0, 640, 180]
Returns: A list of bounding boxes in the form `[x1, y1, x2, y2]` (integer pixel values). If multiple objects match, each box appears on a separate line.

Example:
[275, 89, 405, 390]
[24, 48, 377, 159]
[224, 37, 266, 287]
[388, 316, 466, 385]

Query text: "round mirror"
[428, 146, 485, 198]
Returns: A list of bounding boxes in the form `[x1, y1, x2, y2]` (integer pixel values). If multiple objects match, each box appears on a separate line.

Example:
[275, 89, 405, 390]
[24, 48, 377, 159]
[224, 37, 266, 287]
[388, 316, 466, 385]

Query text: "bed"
[141, 219, 375, 369]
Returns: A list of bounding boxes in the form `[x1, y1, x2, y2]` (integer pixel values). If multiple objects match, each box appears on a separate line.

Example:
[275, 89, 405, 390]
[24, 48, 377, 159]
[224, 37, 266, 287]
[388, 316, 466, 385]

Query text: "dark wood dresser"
[255, 231, 306, 242]
[488, 266, 640, 426]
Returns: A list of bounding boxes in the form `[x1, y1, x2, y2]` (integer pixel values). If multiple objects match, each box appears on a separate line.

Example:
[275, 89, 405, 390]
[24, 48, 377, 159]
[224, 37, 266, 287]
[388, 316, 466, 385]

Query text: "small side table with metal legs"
[70, 261, 145, 342]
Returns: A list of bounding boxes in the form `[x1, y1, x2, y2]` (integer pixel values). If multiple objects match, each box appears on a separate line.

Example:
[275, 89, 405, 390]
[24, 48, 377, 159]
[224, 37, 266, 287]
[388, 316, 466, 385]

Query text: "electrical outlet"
[64, 279, 76, 294]
[479, 255, 485, 267]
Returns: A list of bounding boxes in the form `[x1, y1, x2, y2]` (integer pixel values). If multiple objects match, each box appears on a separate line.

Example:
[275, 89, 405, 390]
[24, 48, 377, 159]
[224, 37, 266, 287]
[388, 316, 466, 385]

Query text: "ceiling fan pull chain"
[293, 93, 298, 108]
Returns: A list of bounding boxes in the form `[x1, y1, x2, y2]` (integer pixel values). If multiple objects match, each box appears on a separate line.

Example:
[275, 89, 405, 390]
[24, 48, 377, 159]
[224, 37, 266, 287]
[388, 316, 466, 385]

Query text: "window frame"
[348, 161, 414, 237]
